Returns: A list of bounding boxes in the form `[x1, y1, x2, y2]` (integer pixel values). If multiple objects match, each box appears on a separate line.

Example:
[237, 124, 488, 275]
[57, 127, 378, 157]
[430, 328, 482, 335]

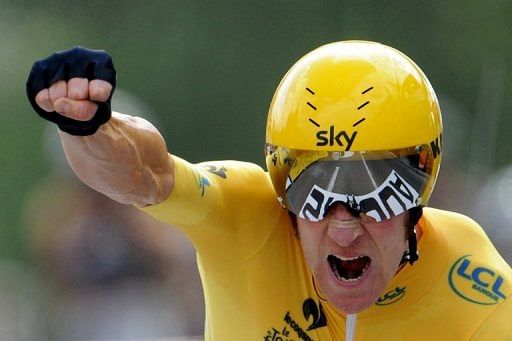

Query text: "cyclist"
[27, 41, 512, 340]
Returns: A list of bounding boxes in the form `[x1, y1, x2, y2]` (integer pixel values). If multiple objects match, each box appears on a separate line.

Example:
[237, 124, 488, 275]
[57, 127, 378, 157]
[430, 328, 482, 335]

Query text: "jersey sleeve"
[141, 155, 282, 272]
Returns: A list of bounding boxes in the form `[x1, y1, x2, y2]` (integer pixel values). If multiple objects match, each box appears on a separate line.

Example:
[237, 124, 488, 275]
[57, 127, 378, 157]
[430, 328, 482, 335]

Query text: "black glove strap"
[26, 46, 117, 136]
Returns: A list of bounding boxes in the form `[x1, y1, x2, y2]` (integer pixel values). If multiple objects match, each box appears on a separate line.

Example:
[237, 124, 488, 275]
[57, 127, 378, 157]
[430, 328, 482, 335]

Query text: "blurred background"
[1, 0, 511, 339]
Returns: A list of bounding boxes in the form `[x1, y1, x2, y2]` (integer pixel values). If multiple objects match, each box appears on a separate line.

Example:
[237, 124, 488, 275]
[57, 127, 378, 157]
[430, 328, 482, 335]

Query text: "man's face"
[297, 203, 408, 314]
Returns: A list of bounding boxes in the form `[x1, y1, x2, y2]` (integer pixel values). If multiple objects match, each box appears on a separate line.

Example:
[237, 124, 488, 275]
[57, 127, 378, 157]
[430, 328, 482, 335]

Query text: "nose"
[327, 203, 359, 220]
[326, 205, 364, 247]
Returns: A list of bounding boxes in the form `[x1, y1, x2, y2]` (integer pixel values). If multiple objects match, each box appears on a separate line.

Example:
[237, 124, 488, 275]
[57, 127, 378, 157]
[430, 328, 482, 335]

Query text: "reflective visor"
[284, 148, 433, 222]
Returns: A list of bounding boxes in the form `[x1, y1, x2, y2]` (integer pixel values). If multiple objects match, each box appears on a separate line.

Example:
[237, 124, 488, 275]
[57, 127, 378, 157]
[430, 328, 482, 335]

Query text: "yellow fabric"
[142, 156, 512, 340]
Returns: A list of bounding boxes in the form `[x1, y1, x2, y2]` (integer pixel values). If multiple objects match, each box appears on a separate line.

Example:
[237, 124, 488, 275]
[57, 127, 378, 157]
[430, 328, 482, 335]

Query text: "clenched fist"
[26, 47, 116, 136]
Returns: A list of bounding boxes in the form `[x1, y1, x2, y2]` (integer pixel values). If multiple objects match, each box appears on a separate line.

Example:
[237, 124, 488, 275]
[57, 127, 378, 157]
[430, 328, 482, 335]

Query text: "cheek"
[297, 221, 325, 263]
[368, 220, 408, 256]
[385, 236, 408, 259]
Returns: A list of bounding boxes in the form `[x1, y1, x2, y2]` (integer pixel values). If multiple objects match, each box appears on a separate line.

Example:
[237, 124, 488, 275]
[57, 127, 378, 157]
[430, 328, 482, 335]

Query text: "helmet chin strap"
[400, 206, 423, 266]
[401, 227, 419, 265]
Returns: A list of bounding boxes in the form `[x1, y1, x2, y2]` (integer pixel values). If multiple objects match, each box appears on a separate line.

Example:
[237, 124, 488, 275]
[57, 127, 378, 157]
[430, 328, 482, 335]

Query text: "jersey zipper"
[345, 314, 357, 341]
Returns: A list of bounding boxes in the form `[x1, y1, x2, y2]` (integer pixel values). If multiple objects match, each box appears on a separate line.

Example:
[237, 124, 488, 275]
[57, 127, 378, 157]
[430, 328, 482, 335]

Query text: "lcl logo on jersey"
[448, 255, 509, 305]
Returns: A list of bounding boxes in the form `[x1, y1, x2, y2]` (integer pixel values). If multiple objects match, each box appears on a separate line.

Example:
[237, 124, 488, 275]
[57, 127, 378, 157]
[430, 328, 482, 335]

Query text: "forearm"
[60, 111, 174, 207]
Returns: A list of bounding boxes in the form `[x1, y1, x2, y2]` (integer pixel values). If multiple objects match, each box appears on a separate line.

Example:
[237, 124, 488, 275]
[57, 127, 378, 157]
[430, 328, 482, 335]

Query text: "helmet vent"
[361, 86, 374, 94]
[309, 118, 320, 128]
[306, 87, 320, 127]
[357, 101, 370, 110]
[352, 86, 374, 127]
[352, 118, 366, 127]
[306, 87, 317, 110]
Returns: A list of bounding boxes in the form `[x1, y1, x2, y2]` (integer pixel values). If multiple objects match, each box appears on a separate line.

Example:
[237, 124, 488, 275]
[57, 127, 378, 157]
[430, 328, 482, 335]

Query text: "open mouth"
[327, 254, 371, 283]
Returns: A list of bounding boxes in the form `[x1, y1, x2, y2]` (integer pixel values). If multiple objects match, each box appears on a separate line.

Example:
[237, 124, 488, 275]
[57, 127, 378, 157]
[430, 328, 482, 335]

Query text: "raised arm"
[26, 47, 173, 207]
[58, 112, 173, 207]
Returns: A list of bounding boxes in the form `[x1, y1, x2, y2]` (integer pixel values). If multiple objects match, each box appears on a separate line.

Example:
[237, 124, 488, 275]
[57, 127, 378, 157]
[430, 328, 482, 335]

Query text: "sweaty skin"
[297, 204, 409, 314]
[34, 78, 174, 207]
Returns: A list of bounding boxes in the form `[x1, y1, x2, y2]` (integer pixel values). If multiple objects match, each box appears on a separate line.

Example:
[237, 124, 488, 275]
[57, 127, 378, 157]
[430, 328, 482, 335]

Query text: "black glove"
[26, 46, 117, 136]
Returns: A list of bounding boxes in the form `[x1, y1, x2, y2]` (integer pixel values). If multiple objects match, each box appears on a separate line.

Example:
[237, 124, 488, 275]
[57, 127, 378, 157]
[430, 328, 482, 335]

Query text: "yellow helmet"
[265, 41, 442, 222]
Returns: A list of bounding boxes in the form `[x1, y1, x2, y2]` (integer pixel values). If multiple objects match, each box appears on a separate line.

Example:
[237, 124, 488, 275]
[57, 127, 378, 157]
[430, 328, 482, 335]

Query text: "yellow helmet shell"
[266, 41, 443, 209]
[266, 40, 442, 151]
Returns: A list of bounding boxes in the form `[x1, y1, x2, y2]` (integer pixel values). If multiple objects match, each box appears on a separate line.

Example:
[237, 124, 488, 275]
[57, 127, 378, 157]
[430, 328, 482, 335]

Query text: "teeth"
[334, 261, 370, 282]
[328, 254, 371, 283]
[333, 255, 364, 261]
[340, 276, 359, 283]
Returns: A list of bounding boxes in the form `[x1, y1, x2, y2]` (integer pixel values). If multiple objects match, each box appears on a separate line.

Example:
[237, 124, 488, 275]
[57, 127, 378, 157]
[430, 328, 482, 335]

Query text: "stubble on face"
[297, 208, 408, 314]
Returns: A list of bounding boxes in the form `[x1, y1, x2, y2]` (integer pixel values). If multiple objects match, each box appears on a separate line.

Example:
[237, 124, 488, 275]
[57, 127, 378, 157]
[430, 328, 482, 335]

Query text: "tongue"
[334, 256, 371, 280]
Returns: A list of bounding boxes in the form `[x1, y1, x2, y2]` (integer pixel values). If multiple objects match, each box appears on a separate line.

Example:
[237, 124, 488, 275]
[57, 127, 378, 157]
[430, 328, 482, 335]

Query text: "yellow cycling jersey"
[142, 156, 512, 340]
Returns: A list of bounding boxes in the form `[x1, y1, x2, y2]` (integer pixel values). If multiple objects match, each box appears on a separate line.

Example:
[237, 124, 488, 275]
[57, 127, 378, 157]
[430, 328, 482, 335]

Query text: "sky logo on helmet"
[448, 255, 509, 305]
[306, 86, 373, 151]
[315, 126, 357, 149]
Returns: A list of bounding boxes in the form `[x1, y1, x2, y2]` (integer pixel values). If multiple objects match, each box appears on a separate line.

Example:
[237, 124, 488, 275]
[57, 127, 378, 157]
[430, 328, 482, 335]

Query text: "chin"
[317, 264, 386, 314]
[329, 294, 377, 314]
